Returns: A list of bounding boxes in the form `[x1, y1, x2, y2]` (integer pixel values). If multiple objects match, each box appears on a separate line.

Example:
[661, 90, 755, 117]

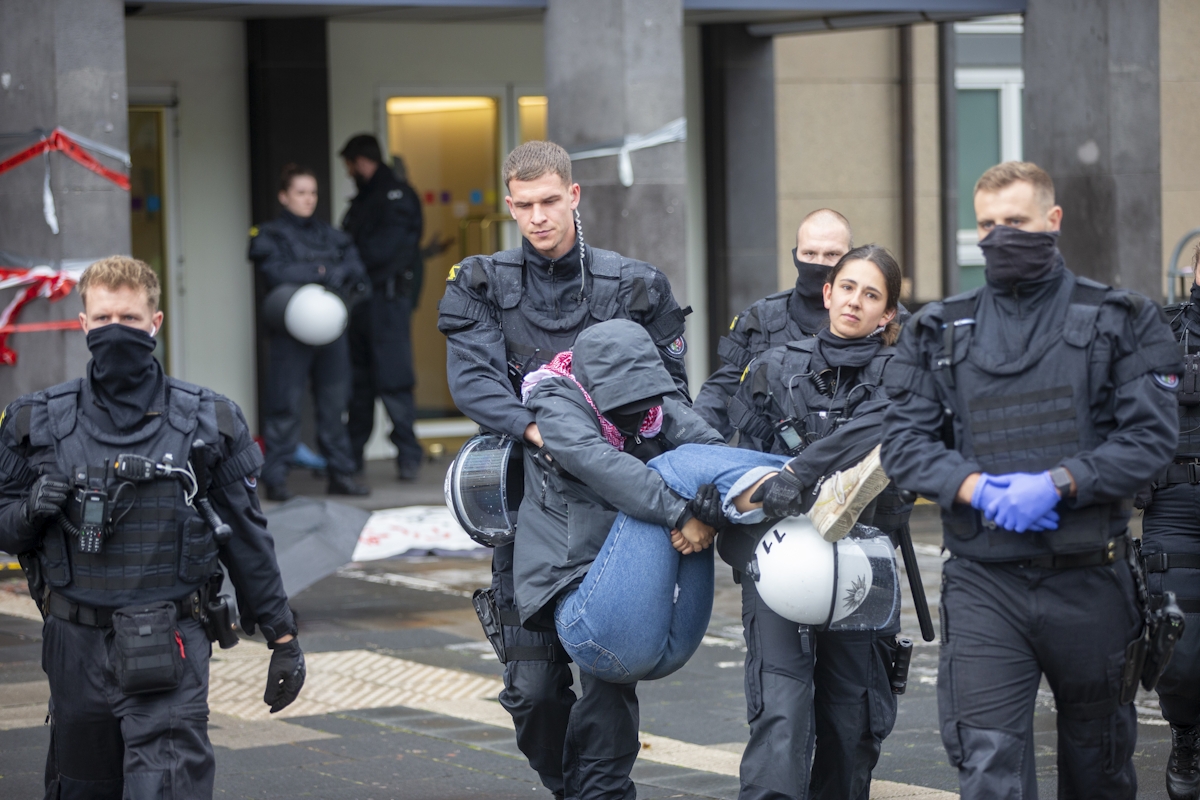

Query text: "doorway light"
[518, 96, 548, 107]
[386, 97, 496, 115]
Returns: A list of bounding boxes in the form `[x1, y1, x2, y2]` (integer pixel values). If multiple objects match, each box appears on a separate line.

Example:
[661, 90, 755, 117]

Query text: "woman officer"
[726, 245, 907, 800]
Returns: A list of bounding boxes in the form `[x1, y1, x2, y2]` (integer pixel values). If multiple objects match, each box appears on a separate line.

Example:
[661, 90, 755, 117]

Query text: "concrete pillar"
[0, 0, 129, 401]
[700, 24, 776, 364]
[1024, 0, 1161, 297]
[545, 0, 689, 301]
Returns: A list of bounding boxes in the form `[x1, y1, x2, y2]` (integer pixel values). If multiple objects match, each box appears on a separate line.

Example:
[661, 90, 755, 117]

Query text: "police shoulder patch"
[729, 314, 739, 331]
[665, 336, 687, 359]
[249, 225, 259, 237]
[740, 365, 751, 383]
[244, 475, 258, 490]
[387, 189, 404, 201]
[447, 263, 463, 282]
[1154, 373, 1181, 390]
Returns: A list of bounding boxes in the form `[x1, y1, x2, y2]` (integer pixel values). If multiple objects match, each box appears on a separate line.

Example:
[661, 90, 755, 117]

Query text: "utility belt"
[47, 590, 200, 628]
[1143, 552, 1200, 614]
[471, 588, 569, 664]
[1157, 459, 1200, 487]
[1004, 537, 1127, 570]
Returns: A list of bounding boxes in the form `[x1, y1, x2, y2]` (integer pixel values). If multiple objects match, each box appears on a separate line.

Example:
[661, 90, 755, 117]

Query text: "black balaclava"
[792, 248, 831, 298]
[87, 323, 162, 430]
[815, 327, 881, 369]
[606, 395, 663, 436]
[980, 225, 1061, 285]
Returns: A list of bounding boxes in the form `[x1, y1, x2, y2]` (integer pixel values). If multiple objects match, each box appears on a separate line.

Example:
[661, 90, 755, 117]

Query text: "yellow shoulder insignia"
[729, 314, 739, 331]
[0, 407, 7, 431]
[740, 365, 750, 383]
[249, 226, 259, 237]
[447, 263, 463, 282]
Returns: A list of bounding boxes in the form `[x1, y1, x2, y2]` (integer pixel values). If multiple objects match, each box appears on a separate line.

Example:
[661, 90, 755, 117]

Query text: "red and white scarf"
[521, 350, 663, 449]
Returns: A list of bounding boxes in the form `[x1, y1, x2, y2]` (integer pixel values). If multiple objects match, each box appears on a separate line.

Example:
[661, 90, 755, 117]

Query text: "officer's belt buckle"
[1189, 462, 1200, 485]
[1145, 553, 1169, 573]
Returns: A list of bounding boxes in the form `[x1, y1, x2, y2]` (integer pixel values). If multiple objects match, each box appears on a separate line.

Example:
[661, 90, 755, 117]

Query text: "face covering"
[816, 327, 881, 368]
[979, 225, 1061, 285]
[792, 249, 831, 298]
[87, 323, 161, 430]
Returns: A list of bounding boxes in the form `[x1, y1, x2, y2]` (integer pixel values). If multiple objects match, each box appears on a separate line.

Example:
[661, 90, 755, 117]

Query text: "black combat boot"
[1168, 724, 1200, 800]
[328, 473, 370, 497]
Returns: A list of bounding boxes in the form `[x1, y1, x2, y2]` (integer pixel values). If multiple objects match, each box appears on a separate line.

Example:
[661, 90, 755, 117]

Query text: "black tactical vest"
[717, 291, 811, 370]
[727, 337, 891, 454]
[485, 247, 684, 387]
[1164, 302, 1200, 458]
[935, 278, 1128, 560]
[31, 378, 220, 608]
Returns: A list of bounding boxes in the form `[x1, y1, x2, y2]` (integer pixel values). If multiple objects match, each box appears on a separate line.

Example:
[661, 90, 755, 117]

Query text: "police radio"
[76, 486, 109, 554]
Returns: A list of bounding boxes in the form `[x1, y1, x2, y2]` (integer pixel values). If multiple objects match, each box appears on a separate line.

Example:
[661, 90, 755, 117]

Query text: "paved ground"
[0, 459, 1181, 798]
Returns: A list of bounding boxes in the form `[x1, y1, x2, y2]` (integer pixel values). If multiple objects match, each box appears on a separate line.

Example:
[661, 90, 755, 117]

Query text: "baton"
[897, 520, 936, 642]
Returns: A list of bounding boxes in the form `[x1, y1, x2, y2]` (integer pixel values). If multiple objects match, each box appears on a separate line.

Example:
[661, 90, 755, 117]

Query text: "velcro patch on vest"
[1154, 372, 1181, 391]
[665, 336, 687, 359]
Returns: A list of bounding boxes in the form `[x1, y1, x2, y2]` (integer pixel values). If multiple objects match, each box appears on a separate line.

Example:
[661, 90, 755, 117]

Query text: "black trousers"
[347, 293, 423, 468]
[41, 615, 214, 800]
[491, 544, 640, 799]
[738, 579, 897, 800]
[938, 555, 1140, 800]
[261, 332, 357, 487]
[1142, 481, 1200, 726]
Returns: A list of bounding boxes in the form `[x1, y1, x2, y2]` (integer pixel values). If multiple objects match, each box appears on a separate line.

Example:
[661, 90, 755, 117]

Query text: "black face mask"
[87, 323, 161, 430]
[815, 328, 882, 369]
[607, 410, 646, 435]
[792, 249, 830, 298]
[980, 225, 1061, 285]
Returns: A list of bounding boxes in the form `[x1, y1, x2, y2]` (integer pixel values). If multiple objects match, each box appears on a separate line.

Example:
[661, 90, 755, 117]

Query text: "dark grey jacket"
[513, 320, 723, 626]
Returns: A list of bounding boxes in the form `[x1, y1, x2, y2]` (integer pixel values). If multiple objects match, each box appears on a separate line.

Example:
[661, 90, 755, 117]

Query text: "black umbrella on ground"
[265, 497, 372, 598]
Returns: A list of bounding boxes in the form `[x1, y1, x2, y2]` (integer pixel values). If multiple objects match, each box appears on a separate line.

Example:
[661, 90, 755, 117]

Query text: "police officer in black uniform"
[694, 208, 854, 439]
[340, 134, 425, 479]
[0, 257, 305, 799]
[726, 245, 907, 800]
[881, 162, 1180, 799]
[437, 141, 690, 799]
[250, 163, 370, 501]
[1146, 247, 1200, 800]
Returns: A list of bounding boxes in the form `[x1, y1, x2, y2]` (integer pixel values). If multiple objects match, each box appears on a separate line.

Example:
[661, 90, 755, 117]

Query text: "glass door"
[128, 105, 171, 372]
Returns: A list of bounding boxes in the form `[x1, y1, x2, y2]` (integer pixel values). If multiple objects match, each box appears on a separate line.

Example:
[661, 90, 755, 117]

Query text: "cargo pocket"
[177, 516, 217, 584]
[42, 526, 72, 587]
[111, 602, 184, 696]
[870, 636, 900, 742]
[938, 636, 963, 768]
[743, 605, 763, 722]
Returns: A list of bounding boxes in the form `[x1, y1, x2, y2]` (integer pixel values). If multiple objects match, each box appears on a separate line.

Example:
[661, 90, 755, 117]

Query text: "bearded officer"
[694, 208, 853, 439]
[437, 140, 690, 799]
[881, 161, 1180, 799]
[1146, 244, 1200, 800]
[0, 257, 305, 798]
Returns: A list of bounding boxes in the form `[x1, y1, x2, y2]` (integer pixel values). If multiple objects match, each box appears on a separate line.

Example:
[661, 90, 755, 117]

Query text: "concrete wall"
[326, 20, 545, 227]
[125, 19, 257, 425]
[683, 24, 709, 393]
[1161, 0, 1200, 292]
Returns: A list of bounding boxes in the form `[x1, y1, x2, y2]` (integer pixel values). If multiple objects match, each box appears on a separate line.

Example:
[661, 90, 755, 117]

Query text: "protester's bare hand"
[670, 529, 697, 554]
[680, 518, 715, 550]
[524, 423, 544, 448]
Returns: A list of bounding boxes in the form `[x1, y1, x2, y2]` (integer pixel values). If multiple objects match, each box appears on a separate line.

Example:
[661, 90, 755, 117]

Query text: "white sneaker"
[809, 445, 890, 542]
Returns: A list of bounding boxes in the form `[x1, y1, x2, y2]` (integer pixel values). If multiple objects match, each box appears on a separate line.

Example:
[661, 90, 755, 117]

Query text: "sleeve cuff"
[507, 410, 536, 442]
[939, 461, 982, 510]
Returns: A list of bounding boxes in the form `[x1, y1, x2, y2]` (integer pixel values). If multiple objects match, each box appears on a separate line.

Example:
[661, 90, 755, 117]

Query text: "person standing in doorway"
[340, 134, 425, 480]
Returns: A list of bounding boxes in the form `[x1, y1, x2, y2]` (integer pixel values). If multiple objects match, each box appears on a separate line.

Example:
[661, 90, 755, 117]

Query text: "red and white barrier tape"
[0, 266, 83, 366]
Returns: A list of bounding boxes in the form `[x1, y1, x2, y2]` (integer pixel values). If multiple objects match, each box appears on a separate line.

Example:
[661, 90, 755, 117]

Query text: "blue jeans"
[554, 444, 789, 683]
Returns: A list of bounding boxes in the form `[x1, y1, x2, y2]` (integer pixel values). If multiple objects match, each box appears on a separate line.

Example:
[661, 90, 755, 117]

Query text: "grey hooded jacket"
[513, 319, 724, 627]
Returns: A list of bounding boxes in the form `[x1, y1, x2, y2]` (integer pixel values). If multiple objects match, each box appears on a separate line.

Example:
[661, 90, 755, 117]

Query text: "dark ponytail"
[827, 244, 903, 345]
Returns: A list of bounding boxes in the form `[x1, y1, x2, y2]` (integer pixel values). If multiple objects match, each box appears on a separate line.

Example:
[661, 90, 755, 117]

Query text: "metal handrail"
[1166, 226, 1200, 303]
[458, 213, 515, 261]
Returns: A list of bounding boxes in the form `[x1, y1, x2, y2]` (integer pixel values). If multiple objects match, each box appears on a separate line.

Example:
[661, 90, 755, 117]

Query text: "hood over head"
[571, 319, 678, 414]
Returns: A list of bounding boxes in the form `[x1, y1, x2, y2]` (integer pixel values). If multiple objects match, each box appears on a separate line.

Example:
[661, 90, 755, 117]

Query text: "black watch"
[1049, 467, 1073, 497]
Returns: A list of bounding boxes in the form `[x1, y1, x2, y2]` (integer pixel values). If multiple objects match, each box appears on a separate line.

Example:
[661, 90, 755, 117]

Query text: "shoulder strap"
[760, 292, 792, 334]
[44, 379, 83, 441]
[588, 248, 624, 322]
[165, 378, 201, 434]
[935, 290, 982, 390]
[1062, 277, 1110, 348]
[488, 249, 524, 310]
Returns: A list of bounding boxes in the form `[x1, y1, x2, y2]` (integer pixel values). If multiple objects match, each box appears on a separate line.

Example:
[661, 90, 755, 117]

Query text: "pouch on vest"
[178, 516, 219, 584]
[111, 601, 184, 695]
[1181, 353, 1200, 406]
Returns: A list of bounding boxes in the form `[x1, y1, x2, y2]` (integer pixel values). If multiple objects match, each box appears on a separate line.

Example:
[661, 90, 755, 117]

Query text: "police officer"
[694, 208, 853, 439]
[1146, 246, 1200, 800]
[437, 140, 690, 799]
[726, 245, 907, 800]
[0, 257, 305, 798]
[340, 134, 425, 479]
[250, 163, 370, 501]
[881, 161, 1181, 799]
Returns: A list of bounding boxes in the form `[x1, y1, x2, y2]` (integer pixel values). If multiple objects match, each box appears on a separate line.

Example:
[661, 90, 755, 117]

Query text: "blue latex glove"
[985, 471, 1061, 533]
[970, 473, 1009, 511]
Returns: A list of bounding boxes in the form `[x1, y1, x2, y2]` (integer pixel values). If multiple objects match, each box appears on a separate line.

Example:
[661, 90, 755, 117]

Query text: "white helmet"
[747, 517, 899, 631]
[283, 284, 348, 345]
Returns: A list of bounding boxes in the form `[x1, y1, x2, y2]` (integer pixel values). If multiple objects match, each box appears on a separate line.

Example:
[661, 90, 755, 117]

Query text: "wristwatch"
[1049, 467, 1073, 498]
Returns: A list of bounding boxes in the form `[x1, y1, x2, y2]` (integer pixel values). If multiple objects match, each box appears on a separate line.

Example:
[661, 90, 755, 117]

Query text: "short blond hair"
[974, 161, 1056, 211]
[502, 140, 572, 188]
[78, 256, 161, 312]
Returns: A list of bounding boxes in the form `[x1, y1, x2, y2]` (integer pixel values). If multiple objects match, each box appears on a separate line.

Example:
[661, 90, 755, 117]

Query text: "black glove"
[688, 483, 727, 529]
[749, 468, 809, 519]
[264, 638, 306, 713]
[23, 474, 70, 528]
